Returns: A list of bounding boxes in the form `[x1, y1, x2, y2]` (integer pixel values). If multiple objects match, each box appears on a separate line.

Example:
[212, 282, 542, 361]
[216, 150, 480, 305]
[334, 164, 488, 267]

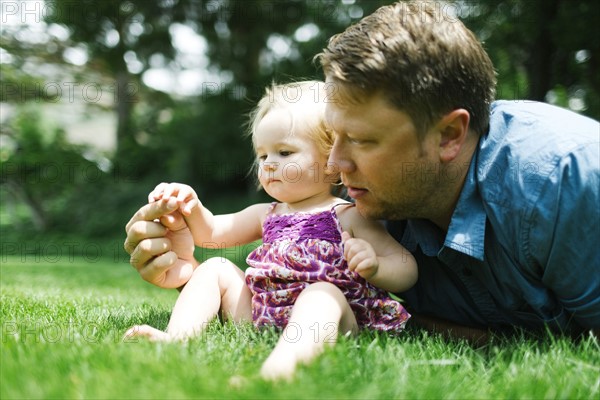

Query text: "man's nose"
[328, 137, 354, 174]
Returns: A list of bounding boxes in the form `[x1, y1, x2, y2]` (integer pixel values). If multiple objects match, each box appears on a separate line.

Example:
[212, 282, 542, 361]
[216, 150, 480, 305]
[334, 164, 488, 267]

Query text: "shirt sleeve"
[525, 142, 600, 328]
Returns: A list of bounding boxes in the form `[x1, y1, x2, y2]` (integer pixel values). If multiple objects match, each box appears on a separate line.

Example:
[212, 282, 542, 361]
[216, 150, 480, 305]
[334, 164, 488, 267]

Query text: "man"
[317, 1, 599, 336]
[125, 1, 599, 338]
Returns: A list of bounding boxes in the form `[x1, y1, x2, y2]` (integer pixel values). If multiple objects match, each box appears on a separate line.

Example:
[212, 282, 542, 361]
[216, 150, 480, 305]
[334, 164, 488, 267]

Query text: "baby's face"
[253, 108, 331, 205]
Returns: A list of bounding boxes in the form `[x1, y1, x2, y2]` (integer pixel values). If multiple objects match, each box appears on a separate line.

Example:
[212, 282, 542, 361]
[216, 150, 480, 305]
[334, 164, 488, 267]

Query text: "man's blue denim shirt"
[389, 100, 600, 331]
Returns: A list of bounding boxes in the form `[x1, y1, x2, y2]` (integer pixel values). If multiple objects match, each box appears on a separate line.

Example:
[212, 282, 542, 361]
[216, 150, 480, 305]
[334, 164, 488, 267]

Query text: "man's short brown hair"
[316, 1, 497, 137]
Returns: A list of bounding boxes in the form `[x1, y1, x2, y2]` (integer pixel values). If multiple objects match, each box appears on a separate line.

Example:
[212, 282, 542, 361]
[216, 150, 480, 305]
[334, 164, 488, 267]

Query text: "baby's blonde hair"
[246, 81, 336, 188]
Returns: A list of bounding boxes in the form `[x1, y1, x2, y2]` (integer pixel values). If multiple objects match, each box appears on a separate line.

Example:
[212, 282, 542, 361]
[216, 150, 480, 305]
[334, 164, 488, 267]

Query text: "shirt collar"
[443, 150, 487, 261]
[400, 219, 445, 256]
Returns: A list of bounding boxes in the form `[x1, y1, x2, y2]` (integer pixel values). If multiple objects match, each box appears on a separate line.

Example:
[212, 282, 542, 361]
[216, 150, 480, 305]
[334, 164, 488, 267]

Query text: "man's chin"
[355, 200, 406, 221]
[354, 201, 385, 220]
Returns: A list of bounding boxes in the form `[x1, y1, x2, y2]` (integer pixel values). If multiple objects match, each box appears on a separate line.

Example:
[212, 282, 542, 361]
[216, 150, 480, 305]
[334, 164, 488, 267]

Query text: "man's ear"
[436, 109, 470, 163]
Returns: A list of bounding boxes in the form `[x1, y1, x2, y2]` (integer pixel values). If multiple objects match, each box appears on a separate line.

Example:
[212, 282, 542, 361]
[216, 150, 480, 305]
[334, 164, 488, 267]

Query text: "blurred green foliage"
[0, 106, 145, 238]
[0, 0, 598, 241]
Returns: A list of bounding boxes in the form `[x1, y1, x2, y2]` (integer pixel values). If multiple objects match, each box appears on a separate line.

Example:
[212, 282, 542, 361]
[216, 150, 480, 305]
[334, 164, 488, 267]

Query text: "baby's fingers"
[181, 198, 200, 216]
[347, 249, 369, 271]
[175, 185, 195, 203]
[354, 258, 376, 273]
[148, 182, 169, 203]
[162, 183, 180, 200]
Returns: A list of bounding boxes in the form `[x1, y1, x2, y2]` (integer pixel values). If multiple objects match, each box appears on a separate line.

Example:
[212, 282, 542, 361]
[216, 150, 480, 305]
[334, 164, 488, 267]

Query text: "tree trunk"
[526, 0, 561, 100]
[5, 180, 47, 231]
[113, 70, 135, 163]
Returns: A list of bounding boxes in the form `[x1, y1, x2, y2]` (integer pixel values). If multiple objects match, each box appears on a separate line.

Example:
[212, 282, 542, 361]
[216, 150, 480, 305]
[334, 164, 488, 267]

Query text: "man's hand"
[124, 198, 198, 289]
[342, 231, 379, 280]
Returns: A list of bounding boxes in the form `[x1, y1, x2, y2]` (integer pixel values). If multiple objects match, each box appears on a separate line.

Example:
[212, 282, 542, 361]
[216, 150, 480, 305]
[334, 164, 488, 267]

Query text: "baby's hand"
[341, 231, 379, 280]
[148, 182, 200, 216]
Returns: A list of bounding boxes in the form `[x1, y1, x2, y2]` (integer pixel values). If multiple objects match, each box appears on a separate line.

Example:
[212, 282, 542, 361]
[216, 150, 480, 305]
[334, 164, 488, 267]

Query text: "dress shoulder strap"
[266, 202, 279, 215]
[330, 202, 354, 235]
[331, 202, 355, 213]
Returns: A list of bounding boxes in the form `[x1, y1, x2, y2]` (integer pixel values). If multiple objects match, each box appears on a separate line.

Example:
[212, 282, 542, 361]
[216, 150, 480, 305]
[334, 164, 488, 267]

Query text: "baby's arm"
[339, 208, 417, 293]
[149, 182, 266, 248]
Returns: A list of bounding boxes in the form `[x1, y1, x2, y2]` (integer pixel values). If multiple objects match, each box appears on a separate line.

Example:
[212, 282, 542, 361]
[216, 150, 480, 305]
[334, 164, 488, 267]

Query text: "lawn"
[1, 240, 599, 399]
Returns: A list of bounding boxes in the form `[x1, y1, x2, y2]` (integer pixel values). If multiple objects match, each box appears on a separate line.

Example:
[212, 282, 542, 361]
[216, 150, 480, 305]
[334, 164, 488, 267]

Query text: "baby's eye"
[257, 154, 267, 161]
[279, 150, 293, 157]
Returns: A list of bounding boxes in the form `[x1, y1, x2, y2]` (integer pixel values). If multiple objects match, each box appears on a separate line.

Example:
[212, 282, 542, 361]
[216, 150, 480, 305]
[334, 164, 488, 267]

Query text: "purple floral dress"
[245, 203, 410, 333]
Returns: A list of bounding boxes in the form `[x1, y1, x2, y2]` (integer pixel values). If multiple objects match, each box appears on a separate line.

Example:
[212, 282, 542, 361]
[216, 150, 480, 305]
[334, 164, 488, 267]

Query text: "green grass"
[2, 247, 599, 399]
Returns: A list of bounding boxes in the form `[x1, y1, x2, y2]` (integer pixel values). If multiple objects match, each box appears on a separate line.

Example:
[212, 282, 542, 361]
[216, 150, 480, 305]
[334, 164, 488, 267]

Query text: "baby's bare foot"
[123, 324, 172, 342]
[260, 347, 298, 381]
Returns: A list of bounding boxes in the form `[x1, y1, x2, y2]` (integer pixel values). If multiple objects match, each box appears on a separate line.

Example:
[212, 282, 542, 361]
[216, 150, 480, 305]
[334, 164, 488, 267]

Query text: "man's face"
[326, 92, 441, 221]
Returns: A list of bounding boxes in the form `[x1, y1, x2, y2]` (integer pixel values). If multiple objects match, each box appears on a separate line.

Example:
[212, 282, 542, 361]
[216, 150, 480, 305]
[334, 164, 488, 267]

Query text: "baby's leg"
[260, 282, 358, 380]
[125, 257, 252, 341]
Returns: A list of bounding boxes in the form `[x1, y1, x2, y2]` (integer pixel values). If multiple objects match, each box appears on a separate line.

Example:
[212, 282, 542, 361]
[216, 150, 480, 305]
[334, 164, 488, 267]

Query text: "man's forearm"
[410, 314, 490, 345]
